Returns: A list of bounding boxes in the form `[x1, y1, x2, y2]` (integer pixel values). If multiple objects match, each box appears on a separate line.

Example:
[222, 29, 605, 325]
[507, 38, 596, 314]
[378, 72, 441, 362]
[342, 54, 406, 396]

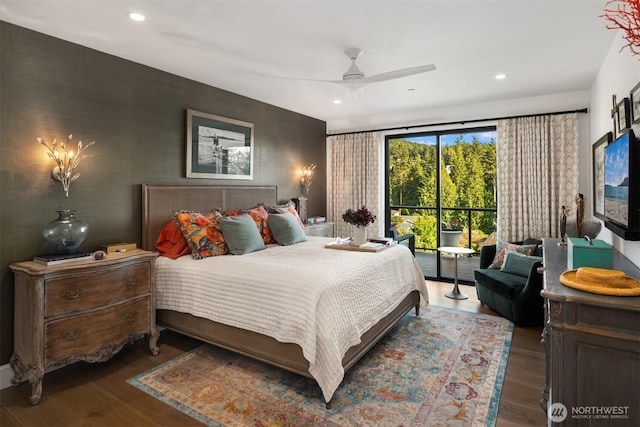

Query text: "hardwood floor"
[1, 281, 546, 426]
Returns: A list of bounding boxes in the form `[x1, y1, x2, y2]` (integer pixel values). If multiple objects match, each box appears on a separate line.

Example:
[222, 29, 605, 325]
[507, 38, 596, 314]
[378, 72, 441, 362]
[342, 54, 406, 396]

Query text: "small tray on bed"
[324, 241, 395, 252]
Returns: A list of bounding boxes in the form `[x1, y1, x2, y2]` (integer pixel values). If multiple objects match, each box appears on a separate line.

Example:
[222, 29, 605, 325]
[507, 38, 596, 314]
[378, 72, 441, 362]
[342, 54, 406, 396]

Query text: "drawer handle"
[124, 277, 137, 288]
[61, 288, 83, 300]
[124, 310, 138, 323]
[61, 329, 82, 340]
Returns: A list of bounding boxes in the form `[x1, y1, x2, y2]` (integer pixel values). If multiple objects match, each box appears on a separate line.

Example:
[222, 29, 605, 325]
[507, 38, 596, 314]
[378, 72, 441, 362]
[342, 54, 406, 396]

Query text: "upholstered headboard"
[141, 184, 278, 251]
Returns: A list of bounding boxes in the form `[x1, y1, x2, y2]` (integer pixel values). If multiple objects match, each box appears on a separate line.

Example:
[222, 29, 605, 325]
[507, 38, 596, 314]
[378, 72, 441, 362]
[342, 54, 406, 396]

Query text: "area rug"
[128, 306, 513, 426]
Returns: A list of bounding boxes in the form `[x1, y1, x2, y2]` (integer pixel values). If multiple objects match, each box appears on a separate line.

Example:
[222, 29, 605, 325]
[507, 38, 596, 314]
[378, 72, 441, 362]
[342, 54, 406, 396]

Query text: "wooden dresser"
[9, 249, 159, 404]
[541, 238, 640, 425]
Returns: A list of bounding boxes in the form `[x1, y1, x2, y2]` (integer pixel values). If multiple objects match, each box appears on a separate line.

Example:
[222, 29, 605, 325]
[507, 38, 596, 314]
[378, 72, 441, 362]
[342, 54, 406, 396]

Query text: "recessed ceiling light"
[128, 12, 146, 22]
[408, 88, 416, 92]
[495, 73, 507, 80]
[333, 99, 342, 104]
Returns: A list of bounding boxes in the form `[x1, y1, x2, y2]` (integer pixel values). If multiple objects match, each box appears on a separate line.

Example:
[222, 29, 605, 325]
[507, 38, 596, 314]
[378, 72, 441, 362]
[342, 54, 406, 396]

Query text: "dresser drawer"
[45, 262, 151, 318]
[44, 297, 150, 365]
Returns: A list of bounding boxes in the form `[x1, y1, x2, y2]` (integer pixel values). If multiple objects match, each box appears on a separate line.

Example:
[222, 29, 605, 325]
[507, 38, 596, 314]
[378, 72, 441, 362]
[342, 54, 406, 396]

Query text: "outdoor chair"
[389, 227, 415, 255]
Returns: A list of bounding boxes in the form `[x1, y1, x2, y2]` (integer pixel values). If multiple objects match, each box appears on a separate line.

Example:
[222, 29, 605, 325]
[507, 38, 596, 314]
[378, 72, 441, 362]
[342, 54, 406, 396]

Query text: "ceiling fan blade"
[359, 64, 436, 84]
[289, 77, 345, 84]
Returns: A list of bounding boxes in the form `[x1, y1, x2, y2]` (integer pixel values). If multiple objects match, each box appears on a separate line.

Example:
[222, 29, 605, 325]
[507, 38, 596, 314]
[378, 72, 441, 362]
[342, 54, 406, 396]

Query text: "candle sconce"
[300, 163, 316, 196]
[38, 134, 95, 197]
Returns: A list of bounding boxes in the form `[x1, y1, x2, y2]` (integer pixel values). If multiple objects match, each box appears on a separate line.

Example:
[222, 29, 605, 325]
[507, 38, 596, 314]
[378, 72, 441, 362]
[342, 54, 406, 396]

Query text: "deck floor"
[414, 251, 480, 283]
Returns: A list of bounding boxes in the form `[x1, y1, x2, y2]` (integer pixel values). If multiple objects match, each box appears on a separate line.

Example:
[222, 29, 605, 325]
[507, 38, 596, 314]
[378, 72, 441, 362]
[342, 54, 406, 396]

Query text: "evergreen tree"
[389, 132, 496, 251]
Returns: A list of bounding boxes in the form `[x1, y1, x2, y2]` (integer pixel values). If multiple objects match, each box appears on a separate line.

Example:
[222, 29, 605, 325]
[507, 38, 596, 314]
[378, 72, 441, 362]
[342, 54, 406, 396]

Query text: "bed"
[141, 184, 428, 407]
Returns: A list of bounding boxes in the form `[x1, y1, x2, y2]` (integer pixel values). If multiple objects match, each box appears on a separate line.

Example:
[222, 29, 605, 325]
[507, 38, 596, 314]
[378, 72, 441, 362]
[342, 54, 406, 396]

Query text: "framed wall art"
[186, 109, 254, 180]
[592, 132, 612, 220]
[617, 97, 631, 134]
[631, 82, 640, 125]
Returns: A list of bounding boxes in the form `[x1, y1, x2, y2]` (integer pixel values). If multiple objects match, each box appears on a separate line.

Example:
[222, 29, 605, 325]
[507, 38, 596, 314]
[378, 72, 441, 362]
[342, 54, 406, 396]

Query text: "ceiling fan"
[302, 48, 436, 96]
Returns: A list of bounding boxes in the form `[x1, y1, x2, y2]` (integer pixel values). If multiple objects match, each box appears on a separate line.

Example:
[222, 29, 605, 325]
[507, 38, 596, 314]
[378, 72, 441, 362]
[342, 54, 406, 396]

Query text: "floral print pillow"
[175, 210, 228, 259]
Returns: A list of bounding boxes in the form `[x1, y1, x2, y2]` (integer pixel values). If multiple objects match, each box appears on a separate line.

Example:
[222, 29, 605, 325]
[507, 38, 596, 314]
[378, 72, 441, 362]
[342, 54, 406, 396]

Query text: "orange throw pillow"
[155, 220, 191, 259]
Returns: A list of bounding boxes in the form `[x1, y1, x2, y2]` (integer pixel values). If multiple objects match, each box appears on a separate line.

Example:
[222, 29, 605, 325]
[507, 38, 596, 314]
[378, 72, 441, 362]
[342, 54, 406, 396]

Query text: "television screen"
[604, 132, 631, 227]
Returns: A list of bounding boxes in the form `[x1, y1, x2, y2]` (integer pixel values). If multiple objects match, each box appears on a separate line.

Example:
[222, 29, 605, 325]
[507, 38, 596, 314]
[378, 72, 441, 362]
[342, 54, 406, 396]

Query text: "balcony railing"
[389, 205, 497, 282]
[390, 205, 496, 251]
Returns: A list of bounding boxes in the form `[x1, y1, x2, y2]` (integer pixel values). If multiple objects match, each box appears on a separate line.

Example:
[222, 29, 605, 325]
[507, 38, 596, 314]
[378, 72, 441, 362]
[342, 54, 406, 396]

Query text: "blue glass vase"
[42, 210, 89, 253]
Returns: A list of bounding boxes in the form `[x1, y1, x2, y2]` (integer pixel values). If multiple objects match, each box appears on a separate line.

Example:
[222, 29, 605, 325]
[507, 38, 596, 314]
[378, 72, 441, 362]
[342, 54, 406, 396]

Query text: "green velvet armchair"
[473, 240, 544, 326]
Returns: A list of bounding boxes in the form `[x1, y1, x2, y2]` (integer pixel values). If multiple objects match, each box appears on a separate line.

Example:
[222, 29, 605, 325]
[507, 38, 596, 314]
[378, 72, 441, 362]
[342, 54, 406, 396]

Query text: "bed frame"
[141, 184, 420, 407]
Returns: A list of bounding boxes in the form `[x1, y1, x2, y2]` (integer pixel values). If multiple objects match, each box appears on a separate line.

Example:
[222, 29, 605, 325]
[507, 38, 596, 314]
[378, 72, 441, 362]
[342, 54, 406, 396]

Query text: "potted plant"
[342, 206, 376, 245]
[441, 218, 463, 247]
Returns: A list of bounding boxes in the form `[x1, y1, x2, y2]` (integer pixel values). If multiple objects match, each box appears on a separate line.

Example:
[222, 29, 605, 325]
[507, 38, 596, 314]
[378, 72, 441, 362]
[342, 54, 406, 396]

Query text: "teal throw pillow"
[500, 249, 543, 277]
[268, 212, 307, 246]
[217, 214, 266, 255]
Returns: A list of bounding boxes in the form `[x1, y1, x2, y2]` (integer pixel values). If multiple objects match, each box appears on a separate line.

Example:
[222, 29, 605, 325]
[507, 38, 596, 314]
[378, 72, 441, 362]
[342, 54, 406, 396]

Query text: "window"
[386, 127, 496, 282]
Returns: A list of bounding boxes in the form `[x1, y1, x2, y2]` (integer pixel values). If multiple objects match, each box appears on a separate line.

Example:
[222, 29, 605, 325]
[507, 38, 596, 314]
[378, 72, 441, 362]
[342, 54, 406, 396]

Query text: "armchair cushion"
[500, 250, 543, 277]
[474, 268, 527, 299]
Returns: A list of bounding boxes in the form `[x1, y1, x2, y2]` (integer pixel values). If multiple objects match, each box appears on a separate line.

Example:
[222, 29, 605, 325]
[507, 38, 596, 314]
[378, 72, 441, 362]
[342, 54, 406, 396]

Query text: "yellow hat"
[560, 267, 640, 296]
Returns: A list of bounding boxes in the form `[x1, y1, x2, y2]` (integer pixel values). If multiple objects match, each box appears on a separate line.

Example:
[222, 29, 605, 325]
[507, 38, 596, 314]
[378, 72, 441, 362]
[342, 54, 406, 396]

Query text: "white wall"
[588, 31, 640, 267]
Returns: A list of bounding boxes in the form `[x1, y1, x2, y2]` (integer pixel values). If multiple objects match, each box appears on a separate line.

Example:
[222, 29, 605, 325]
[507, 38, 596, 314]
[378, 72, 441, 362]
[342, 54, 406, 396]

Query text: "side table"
[437, 246, 475, 299]
[9, 249, 159, 404]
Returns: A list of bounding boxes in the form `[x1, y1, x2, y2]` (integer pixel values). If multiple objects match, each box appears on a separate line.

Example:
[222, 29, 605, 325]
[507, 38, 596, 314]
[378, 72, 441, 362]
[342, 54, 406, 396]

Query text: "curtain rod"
[326, 107, 588, 137]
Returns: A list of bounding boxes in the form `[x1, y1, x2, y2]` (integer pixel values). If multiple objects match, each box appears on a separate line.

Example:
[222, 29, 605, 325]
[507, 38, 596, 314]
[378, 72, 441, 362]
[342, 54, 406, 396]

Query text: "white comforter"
[155, 236, 428, 402]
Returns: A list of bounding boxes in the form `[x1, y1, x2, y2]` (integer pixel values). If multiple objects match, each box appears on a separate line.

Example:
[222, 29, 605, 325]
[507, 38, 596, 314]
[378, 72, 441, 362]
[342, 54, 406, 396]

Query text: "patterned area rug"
[128, 306, 512, 426]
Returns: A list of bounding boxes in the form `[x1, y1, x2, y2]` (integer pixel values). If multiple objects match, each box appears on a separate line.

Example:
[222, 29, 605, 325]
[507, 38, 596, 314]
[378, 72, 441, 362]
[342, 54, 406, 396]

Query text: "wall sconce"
[300, 163, 316, 195]
[38, 134, 95, 197]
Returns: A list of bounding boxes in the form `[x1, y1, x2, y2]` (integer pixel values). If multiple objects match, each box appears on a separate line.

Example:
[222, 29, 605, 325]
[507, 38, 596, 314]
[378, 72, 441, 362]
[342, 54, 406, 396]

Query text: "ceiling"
[1, 1, 617, 133]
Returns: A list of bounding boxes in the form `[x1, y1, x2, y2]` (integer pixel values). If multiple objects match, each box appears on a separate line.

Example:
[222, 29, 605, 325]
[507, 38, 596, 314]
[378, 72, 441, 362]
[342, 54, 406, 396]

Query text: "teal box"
[567, 237, 613, 270]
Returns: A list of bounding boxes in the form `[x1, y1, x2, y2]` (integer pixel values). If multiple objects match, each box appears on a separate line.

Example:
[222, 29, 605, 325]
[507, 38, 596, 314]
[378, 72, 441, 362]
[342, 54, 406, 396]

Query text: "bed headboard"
[141, 184, 278, 251]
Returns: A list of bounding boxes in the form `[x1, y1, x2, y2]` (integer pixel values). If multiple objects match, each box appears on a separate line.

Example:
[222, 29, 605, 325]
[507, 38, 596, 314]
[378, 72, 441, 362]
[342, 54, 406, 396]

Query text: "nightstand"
[305, 222, 335, 237]
[9, 249, 159, 404]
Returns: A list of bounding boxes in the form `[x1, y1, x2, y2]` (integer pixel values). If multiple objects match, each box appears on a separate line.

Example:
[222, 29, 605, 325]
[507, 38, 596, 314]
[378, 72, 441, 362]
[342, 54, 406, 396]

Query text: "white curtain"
[328, 132, 379, 238]
[496, 113, 579, 242]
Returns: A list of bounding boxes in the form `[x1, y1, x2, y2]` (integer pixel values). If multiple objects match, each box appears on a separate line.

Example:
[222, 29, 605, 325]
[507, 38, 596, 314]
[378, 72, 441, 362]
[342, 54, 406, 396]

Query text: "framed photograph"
[631, 82, 640, 125]
[592, 132, 612, 220]
[186, 109, 254, 179]
[616, 97, 631, 134]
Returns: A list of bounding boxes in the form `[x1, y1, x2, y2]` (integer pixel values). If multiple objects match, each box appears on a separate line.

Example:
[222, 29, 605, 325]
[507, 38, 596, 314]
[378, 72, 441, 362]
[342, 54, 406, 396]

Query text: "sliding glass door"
[386, 127, 497, 283]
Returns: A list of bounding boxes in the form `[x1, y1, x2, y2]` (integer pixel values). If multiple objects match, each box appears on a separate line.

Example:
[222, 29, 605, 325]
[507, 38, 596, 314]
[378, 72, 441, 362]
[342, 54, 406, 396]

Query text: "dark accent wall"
[0, 22, 327, 364]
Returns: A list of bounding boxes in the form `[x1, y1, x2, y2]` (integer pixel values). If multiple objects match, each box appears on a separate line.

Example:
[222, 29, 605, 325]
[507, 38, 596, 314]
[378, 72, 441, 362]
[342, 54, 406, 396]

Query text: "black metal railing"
[389, 205, 497, 253]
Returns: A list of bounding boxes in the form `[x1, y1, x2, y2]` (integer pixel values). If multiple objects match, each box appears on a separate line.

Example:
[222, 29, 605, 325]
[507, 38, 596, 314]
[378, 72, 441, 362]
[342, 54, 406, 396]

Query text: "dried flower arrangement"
[342, 206, 376, 227]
